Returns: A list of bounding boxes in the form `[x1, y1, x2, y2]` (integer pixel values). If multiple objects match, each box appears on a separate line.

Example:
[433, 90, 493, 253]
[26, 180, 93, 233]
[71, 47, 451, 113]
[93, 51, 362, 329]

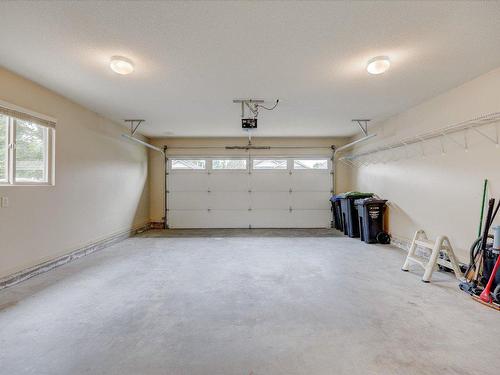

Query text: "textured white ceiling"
[1, 1, 500, 137]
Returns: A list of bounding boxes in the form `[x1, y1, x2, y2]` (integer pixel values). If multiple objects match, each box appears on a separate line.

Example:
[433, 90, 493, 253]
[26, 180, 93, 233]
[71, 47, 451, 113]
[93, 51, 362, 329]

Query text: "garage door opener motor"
[232, 99, 279, 141]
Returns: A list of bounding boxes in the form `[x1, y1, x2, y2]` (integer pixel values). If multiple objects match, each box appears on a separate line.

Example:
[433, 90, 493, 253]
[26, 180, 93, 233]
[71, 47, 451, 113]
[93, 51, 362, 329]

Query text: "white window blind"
[0, 100, 56, 129]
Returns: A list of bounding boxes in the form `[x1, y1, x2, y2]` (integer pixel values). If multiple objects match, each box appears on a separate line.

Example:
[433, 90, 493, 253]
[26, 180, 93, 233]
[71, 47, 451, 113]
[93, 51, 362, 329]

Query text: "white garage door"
[167, 156, 333, 228]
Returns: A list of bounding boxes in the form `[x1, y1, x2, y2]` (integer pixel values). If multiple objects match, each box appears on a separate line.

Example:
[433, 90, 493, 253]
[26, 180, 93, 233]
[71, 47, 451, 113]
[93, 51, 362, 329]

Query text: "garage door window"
[212, 159, 247, 170]
[171, 159, 206, 170]
[293, 159, 328, 170]
[253, 159, 287, 170]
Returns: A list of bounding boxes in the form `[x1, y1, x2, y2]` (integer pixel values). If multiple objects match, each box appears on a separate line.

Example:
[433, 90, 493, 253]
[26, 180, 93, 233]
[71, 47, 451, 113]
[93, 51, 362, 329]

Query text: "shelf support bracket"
[473, 126, 498, 145]
[125, 119, 145, 135]
[352, 119, 370, 136]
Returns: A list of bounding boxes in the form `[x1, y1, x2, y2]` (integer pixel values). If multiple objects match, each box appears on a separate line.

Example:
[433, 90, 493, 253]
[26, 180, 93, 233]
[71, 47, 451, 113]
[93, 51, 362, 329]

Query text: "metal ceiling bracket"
[233, 99, 264, 118]
[233, 99, 279, 119]
[124, 119, 145, 135]
[120, 119, 164, 155]
[352, 119, 370, 136]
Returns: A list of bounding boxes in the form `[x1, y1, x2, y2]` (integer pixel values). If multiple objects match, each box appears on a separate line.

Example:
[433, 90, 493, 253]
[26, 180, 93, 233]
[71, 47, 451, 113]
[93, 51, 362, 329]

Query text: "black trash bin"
[338, 192, 373, 238]
[329, 195, 343, 231]
[355, 198, 388, 244]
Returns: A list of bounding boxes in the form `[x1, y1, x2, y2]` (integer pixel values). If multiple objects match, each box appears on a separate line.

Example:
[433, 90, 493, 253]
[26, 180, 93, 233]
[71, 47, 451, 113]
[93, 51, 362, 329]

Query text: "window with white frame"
[0, 110, 55, 185]
[0, 115, 7, 183]
[212, 159, 247, 170]
[293, 159, 329, 170]
[252, 159, 287, 170]
[171, 159, 206, 170]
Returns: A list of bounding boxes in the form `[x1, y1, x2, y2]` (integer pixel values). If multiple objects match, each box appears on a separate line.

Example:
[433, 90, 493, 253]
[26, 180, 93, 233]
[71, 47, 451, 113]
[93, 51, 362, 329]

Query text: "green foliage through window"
[0, 115, 7, 180]
[0, 115, 52, 184]
[15, 120, 47, 182]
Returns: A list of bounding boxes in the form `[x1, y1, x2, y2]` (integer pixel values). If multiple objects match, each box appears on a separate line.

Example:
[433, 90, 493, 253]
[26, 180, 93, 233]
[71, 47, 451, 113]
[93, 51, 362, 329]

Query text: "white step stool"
[402, 230, 463, 282]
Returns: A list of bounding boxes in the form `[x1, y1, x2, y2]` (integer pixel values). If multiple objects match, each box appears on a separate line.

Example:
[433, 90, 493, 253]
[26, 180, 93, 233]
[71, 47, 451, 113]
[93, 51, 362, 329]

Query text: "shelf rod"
[340, 112, 500, 161]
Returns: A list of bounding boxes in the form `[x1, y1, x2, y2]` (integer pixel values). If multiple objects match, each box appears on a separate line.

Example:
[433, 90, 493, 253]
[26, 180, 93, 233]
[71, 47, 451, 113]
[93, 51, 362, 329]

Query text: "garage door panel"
[167, 156, 332, 228]
[168, 210, 211, 228]
[169, 192, 209, 210]
[291, 172, 331, 191]
[250, 209, 293, 228]
[210, 192, 250, 209]
[290, 210, 331, 228]
[206, 210, 251, 228]
[250, 172, 290, 192]
[169, 173, 208, 192]
[209, 172, 248, 191]
[292, 192, 330, 209]
[251, 192, 290, 209]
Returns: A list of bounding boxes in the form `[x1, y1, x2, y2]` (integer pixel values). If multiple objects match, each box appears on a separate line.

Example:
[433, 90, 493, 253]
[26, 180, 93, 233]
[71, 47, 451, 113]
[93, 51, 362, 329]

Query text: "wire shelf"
[339, 112, 500, 167]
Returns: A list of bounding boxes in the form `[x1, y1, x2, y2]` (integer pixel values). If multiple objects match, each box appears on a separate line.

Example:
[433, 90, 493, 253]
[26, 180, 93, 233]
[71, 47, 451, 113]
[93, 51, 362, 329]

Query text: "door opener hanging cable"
[232, 98, 279, 145]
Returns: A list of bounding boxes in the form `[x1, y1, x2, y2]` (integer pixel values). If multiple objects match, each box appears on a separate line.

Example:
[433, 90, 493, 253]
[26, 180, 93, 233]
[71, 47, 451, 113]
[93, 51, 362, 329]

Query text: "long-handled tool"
[478, 179, 488, 237]
[460, 198, 499, 298]
[480, 199, 495, 251]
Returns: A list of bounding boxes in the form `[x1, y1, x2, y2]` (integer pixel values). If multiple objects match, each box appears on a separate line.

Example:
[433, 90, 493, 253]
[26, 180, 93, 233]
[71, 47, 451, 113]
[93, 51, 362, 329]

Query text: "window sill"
[0, 183, 54, 187]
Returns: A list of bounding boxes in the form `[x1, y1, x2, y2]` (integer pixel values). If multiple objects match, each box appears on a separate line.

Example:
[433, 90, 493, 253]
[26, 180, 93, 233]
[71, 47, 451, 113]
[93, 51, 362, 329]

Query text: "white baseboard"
[0, 223, 150, 290]
[390, 233, 467, 271]
[390, 235, 411, 252]
[391, 234, 433, 258]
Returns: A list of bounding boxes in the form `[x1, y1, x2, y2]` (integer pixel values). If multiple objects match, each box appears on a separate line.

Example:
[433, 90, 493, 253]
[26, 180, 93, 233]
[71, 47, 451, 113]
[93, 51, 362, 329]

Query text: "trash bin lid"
[355, 198, 387, 206]
[338, 191, 374, 199]
[330, 195, 344, 202]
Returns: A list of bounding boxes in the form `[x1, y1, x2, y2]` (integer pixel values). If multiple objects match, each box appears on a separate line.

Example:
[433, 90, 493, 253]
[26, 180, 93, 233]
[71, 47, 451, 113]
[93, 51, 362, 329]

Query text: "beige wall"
[0, 68, 149, 278]
[148, 137, 352, 223]
[6, 59, 498, 277]
[348, 67, 500, 261]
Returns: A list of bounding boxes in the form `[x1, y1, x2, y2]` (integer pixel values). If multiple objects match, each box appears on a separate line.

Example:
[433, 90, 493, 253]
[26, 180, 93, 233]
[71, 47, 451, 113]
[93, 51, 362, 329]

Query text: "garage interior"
[0, 1, 499, 374]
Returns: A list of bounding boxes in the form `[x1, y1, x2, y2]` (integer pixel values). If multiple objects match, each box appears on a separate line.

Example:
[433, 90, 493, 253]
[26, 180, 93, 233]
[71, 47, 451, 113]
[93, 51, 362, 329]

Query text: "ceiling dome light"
[110, 56, 134, 75]
[366, 56, 391, 75]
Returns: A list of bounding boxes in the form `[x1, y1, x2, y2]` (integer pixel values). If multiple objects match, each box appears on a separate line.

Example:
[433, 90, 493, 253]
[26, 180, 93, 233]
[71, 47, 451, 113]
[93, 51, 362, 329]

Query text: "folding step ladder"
[402, 230, 463, 282]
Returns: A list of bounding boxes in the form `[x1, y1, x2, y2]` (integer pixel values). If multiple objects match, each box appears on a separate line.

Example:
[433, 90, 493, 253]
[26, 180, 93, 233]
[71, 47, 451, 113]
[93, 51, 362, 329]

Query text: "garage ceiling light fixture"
[110, 56, 134, 75]
[366, 56, 391, 75]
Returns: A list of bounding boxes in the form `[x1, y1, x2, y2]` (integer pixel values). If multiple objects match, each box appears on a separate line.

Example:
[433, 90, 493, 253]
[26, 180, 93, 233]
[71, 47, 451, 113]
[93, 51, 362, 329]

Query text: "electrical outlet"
[1, 197, 8, 208]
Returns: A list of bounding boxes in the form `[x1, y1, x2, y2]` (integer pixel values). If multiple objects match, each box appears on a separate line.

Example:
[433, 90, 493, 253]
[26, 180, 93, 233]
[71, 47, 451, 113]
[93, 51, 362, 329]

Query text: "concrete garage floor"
[0, 230, 498, 375]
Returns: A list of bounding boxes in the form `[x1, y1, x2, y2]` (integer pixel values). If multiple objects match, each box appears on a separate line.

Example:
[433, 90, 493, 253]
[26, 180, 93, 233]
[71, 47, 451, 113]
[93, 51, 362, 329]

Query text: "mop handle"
[478, 179, 488, 237]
